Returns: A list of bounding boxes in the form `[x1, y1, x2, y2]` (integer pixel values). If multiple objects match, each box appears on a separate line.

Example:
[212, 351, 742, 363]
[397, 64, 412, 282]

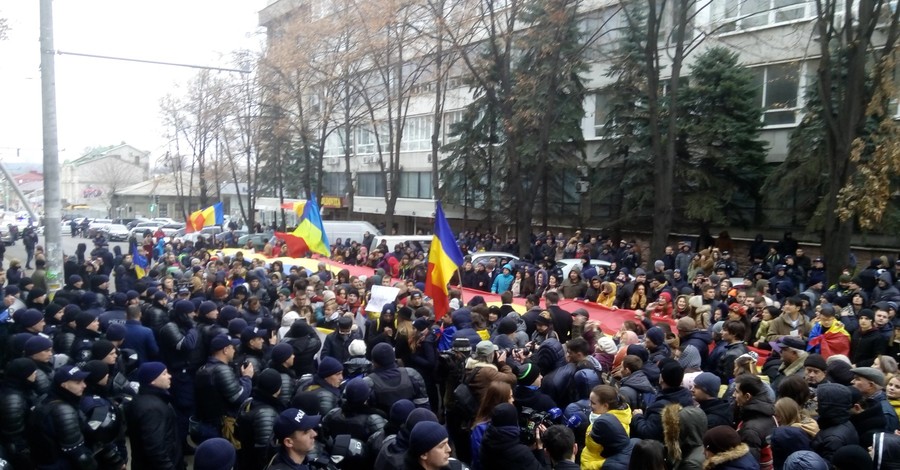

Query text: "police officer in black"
[158, 299, 199, 447]
[28, 365, 98, 469]
[0, 358, 38, 470]
[79, 360, 127, 469]
[193, 334, 254, 443]
[237, 369, 285, 470]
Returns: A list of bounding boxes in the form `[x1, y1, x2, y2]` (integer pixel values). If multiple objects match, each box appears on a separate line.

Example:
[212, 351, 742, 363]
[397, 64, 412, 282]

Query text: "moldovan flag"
[186, 202, 224, 233]
[131, 242, 149, 279]
[274, 195, 330, 258]
[424, 202, 464, 320]
[281, 201, 306, 217]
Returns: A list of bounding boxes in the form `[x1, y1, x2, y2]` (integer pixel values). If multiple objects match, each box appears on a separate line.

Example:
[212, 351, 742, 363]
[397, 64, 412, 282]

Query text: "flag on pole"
[280, 201, 306, 217]
[274, 195, 330, 258]
[424, 202, 464, 320]
[131, 242, 149, 279]
[186, 202, 225, 233]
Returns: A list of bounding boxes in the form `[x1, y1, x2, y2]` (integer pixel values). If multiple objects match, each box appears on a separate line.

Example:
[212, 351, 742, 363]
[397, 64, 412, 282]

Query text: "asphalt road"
[4, 232, 130, 278]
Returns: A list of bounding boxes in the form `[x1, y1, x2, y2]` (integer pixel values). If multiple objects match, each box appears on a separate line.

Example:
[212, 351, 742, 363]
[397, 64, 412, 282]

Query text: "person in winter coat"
[291, 356, 343, 417]
[580, 385, 632, 470]
[321, 316, 362, 364]
[692, 372, 731, 429]
[769, 426, 813, 470]
[732, 375, 776, 469]
[677, 317, 713, 370]
[617, 355, 656, 412]
[236, 369, 285, 470]
[809, 383, 858, 462]
[782, 451, 829, 470]
[321, 379, 387, 453]
[851, 309, 886, 367]
[0, 358, 38, 470]
[281, 320, 322, 377]
[702, 425, 760, 470]
[464, 340, 518, 402]
[479, 403, 550, 470]
[662, 404, 707, 470]
[631, 359, 695, 441]
[490, 264, 514, 294]
[871, 432, 900, 470]
[589, 413, 636, 470]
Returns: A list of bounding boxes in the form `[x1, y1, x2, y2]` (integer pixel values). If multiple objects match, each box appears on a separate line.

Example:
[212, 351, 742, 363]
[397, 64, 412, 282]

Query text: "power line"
[55, 50, 250, 74]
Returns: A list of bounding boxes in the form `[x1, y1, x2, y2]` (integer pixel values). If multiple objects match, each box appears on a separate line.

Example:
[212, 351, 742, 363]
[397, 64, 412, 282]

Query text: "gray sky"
[0, 0, 266, 167]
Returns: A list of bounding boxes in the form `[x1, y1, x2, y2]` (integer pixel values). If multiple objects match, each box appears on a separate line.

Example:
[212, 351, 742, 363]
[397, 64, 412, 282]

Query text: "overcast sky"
[0, 0, 266, 167]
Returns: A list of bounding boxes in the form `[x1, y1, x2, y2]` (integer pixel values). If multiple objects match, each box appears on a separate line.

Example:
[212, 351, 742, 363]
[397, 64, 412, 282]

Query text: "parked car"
[159, 223, 185, 237]
[104, 224, 130, 241]
[468, 252, 520, 267]
[87, 219, 113, 238]
[0, 226, 11, 245]
[238, 232, 275, 251]
[129, 222, 162, 238]
[553, 258, 613, 280]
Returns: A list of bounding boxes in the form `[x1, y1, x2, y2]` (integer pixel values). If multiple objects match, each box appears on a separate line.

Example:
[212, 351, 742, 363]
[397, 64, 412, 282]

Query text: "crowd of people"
[0, 226, 898, 470]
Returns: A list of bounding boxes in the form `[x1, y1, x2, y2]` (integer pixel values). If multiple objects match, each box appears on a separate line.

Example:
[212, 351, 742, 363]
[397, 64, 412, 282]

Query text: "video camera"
[519, 407, 583, 446]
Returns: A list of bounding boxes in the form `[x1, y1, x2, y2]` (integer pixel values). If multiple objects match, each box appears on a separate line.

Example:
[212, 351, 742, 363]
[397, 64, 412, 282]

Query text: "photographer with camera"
[479, 403, 549, 470]
[464, 341, 517, 402]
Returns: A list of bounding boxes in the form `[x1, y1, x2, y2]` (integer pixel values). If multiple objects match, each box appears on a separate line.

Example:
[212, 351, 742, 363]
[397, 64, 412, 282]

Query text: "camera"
[519, 407, 561, 445]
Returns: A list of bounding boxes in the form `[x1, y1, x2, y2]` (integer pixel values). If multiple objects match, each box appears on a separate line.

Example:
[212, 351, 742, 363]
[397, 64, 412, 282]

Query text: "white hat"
[449, 298, 460, 310]
[596, 336, 618, 355]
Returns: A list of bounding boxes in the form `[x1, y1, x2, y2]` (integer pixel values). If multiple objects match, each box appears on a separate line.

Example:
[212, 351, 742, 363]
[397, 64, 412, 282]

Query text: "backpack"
[450, 369, 479, 429]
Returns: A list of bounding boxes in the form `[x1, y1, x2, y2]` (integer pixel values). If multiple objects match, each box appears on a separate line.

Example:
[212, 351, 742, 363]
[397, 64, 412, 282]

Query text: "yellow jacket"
[581, 406, 632, 470]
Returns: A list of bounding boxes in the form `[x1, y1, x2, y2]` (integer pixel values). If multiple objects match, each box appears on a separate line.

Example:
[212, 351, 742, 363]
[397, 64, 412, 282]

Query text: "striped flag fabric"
[131, 242, 149, 279]
[186, 202, 224, 233]
[274, 195, 330, 258]
[424, 202, 464, 320]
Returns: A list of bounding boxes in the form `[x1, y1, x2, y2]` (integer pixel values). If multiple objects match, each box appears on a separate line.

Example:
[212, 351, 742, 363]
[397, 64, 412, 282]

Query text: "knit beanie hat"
[228, 318, 249, 337]
[692, 372, 721, 398]
[194, 438, 236, 470]
[91, 340, 116, 360]
[626, 344, 649, 363]
[6, 357, 37, 381]
[257, 369, 283, 396]
[317, 356, 343, 378]
[659, 358, 684, 387]
[343, 378, 370, 405]
[678, 344, 702, 370]
[23, 335, 52, 356]
[703, 425, 742, 453]
[137, 362, 167, 386]
[82, 360, 110, 385]
[408, 421, 448, 457]
[491, 403, 519, 427]
[270, 343, 294, 366]
[517, 362, 540, 386]
[645, 326, 665, 346]
[62, 304, 82, 324]
[803, 354, 828, 372]
[75, 311, 97, 329]
[498, 317, 518, 335]
[390, 399, 416, 425]
[783, 451, 829, 470]
[405, 408, 439, 432]
[15, 309, 44, 329]
[371, 342, 396, 367]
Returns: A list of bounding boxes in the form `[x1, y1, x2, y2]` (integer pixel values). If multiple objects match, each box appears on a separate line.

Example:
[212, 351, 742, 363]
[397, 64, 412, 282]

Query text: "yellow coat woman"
[581, 386, 632, 470]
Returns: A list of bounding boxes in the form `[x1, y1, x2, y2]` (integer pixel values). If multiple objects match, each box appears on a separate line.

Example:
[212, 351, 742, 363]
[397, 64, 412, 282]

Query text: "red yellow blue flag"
[424, 202, 464, 320]
[186, 202, 224, 233]
[275, 195, 330, 258]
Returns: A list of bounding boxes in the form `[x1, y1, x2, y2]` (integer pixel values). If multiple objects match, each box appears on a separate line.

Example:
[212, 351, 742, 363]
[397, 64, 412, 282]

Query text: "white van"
[370, 235, 434, 254]
[322, 220, 380, 246]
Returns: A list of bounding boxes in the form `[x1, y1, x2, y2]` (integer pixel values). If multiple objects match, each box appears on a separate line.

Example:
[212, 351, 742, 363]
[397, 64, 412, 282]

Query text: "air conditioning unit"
[363, 156, 377, 164]
[427, 154, 433, 163]
[326, 158, 340, 166]
[576, 181, 589, 194]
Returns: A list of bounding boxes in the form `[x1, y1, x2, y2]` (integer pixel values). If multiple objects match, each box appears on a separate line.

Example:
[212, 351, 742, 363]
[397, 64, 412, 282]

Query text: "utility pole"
[40, 0, 63, 291]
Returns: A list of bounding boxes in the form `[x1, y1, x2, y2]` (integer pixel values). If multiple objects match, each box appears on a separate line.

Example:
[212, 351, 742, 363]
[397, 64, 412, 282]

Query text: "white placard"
[365, 285, 401, 313]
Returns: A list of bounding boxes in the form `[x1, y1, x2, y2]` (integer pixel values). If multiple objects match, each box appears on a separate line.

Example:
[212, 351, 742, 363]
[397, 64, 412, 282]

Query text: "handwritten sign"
[366, 285, 400, 313]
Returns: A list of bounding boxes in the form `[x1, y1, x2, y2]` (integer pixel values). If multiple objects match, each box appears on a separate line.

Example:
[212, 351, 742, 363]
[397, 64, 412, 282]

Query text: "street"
[4, 231, 130, 279]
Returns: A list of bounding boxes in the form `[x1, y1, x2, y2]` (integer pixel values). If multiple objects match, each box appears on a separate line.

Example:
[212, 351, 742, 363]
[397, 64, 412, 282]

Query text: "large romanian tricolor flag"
[424, 202, 464, 320]
[274, 195, 330, 258]
[186, 202, 224, 233]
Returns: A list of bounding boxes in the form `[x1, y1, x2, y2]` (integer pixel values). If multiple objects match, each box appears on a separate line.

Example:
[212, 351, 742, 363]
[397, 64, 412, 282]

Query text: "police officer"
[126, 362, 184, 470]
[158, 299, 199, 447]
[237, 369, 285, 470]
[193, 334, 254, 443]
[28, 365, 97, 469]
[267, 408, 324, 470]
[0, 358, 38, 469]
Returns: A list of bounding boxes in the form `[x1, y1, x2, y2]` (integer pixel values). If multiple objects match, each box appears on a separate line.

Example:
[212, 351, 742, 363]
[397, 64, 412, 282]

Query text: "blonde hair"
[774, 397, 801, 425]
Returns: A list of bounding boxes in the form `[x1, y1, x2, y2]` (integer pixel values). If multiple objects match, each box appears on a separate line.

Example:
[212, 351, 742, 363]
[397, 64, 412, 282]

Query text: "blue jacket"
[630, 386, 694, 441]
[491, 270, 514, 294]
[122, 319, 159, 365]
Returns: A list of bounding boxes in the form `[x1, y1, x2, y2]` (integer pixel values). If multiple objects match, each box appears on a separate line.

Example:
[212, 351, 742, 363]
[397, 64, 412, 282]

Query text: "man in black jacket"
[237, 369, 284, 470]
[126, 362, 184, 470]
[28, 365, 96, 469]
[545, 292, 572, 342]
[0, 358, 37, 469]
[193, 334, 254, 443]
[692, 372, 732, 429]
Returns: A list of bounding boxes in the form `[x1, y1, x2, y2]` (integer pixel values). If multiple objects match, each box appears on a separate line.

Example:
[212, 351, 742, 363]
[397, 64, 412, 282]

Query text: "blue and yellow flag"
[132, 243, 149, 279]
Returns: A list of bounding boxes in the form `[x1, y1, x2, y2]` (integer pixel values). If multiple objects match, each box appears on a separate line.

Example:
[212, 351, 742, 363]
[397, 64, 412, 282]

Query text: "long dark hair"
[628, 440, 666, 470]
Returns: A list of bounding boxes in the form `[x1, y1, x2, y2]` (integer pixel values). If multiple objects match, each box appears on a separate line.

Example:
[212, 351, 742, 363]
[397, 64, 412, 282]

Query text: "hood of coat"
[591, 413, 631, 456]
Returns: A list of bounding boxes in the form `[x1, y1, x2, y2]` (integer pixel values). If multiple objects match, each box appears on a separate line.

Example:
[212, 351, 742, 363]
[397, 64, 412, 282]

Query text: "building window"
[443, 110, 465, 145]
[752, 62, 801, 126]
[593, 93, 612, 135]
[159, 203, 168, 217]
[399, 172, 433, 199]
[354, 127, 379, 155]
[401, 115, 433, 152]
[322, 172, 347, 195]
[357, 173, 385, 197]
[721, 0, 810, 31]
[322, 132, 347, 157]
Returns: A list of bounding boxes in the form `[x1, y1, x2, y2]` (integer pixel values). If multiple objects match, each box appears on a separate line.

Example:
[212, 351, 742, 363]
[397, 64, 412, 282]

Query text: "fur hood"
[703, 443, 750, 470]
[664, 403, 707, 463]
